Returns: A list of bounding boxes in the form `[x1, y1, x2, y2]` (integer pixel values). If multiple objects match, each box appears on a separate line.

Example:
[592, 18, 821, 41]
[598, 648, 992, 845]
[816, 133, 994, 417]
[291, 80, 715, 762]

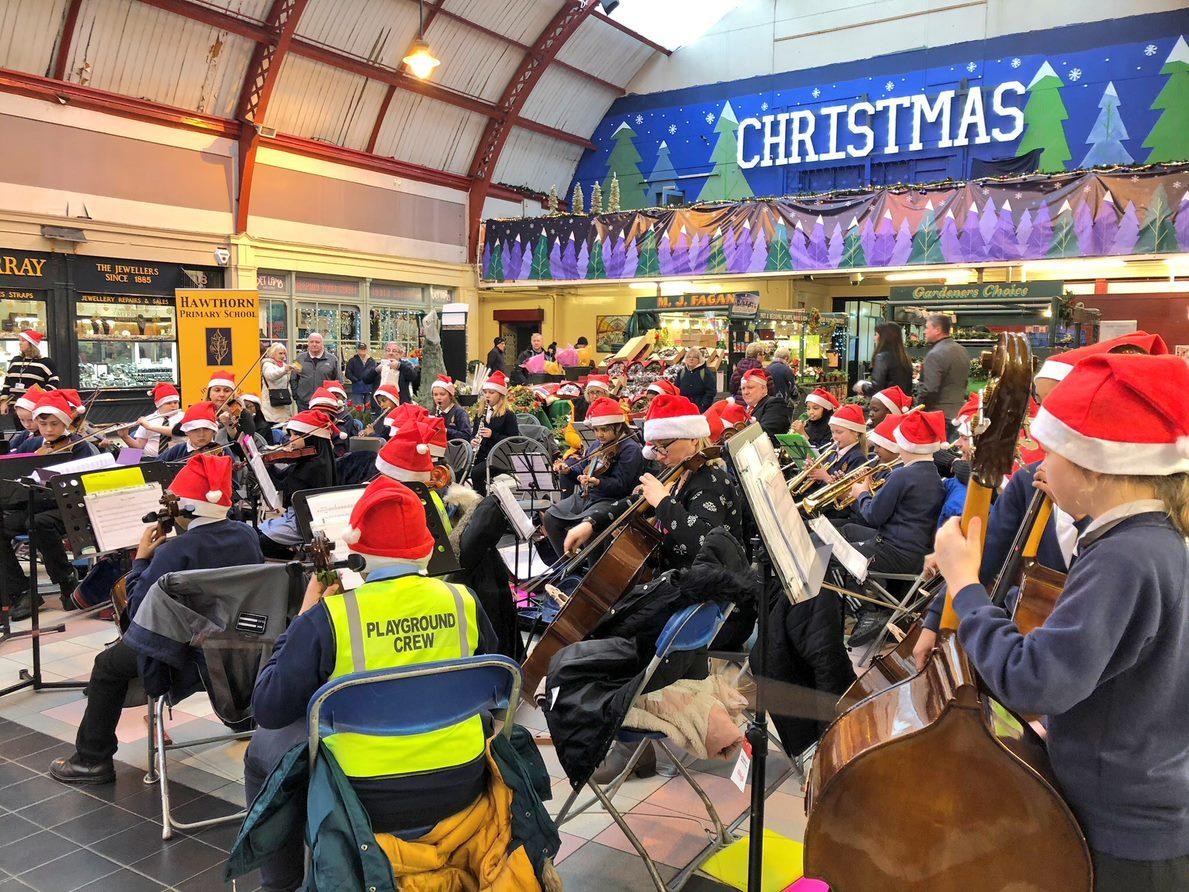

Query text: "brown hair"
[874, 321, 911, 370]
[1120, 473, 1189, 537]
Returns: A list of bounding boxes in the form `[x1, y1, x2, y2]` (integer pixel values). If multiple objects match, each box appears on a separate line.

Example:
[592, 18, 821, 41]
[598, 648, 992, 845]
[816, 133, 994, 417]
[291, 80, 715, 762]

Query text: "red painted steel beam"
[465, 0, 601, 260]
[591, 9, 672, 56]
[235, 0, 309, 233]
[50, 0, 86, 81]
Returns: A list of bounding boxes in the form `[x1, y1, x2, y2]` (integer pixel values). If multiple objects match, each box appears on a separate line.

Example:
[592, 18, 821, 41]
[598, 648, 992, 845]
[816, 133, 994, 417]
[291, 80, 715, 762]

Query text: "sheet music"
[498, 543, 551, 579]
[32, 452, 116, 482]
[303, 487, 366, 550]
[85, 482, 164, 554]
[491, 478, 535, 540]
[808, 515, 871, 582]
[509, 452, 555, 493]
[239, 435, 281, 511]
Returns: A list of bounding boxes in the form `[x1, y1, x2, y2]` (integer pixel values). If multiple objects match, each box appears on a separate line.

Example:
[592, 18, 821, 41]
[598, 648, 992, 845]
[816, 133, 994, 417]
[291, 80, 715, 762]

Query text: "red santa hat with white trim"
[556, 381, 582, 399]
[643, 394, 710, 442]
[741, 368, 770, 388]
[1032, 354, 1189, 475]
[430, 375, 455, 395]
[322, 380, 347, 400]
[167, 452, 233, 518]
[57, 389, 85, 415]
[14, 385, 46, 413]
[584, 374, 612, 395]
[374, 425, 434, 483]
[707, 400, 749, 442]
[869, 415, 903, 453]
[206, 370, 235, 391]
[341, 477, 435, 566]
[308, 387, 339, 410]
[1035, 331, 1169, 382]
[646, 379, 679, 397]
[18, 329, 44, 349]
[418, 416, 449, 458]
[828, 403, 867, 433]
[894, 410, 947, 454]
[151, 382, 180, 408]
[583, 397, 626, 428]
[872, 385, 913, 415]
[954, 392, 984, 439]
[179, 401, 219, 433]
[31, 391, 75, 425]
[383, 401, 428, 433]
[482, 371, 508, 395]
[373, 384, 400, 407]
[285, 409, 340, 439]
[806, 388, 841, 412]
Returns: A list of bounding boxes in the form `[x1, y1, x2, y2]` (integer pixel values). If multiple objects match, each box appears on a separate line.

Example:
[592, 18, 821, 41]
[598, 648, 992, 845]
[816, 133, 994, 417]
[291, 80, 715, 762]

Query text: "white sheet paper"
[239, 435, 281, 511]
[491, 477, 536, 541]
[303, 486, 366, 555]
[498, 543, 551, 580]
[808, 515, 872, 582]
[84, 482, 165, 554]
[32, 452, 116, 482]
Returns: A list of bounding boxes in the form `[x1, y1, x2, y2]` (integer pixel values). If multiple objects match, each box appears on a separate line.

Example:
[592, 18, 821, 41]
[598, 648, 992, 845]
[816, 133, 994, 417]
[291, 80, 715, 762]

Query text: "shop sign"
[176, 289, 261, 405]
[70, 257, 220, 295]
[1, 289, 40, 301]
[636, 291, 760, 312]
[729, 291, 760, 319]
[257, 271, 289, 293]
[888, 280, 1064, 302]
[371, 281, 423, 302]
[78, 293, 175, 306]
[294, 274, 359, 298]
[0, 250, 52, 285]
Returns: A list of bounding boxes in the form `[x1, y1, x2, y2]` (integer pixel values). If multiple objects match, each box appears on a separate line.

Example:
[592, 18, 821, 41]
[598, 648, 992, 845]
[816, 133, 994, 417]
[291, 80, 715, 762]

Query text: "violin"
[261, 444, 317, 464]
[580, 432, 633, 496]
[304, 531, 367, 591]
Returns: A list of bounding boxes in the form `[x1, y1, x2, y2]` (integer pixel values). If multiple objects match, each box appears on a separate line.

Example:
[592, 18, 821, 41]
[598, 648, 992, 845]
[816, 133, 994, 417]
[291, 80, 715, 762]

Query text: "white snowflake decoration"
[705, 111, 716, 124]
[1131, 175, 1140, 182]
[1068, 68, 1082, 82]
[811, 87, 821, 99]
[884, 80, 895, 92]
[634, 114, 643, 125]
[760, 101, 769, 111]
[1015, 192, 1023, 200]
[1174, 181, 1184, 190]
[966, 61, 977, 73]
[668, 123, 677, 135]
[1010, 57, 1021, 68]
[1145, 44, 1158, 56]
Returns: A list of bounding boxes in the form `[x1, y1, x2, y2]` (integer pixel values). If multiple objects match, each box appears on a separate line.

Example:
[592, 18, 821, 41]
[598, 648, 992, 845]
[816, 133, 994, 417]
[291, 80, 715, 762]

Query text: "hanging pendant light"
[402, 0, 441, 79]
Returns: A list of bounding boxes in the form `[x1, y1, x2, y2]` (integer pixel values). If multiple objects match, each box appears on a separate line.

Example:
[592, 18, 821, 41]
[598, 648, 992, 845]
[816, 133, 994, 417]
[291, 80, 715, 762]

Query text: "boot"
[10, 590, 44, 622]
[591, 740, 656, 785]
[50, 754, 116, 785]
[848, 608, 893, 648]
[57, 571, 80, 611]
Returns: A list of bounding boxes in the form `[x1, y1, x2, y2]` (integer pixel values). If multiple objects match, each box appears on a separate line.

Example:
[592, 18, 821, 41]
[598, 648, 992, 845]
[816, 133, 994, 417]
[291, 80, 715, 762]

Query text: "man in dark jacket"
[676, 347, 716, 412]
[766, 348, 797, 401]
[740, 368, 792, 445]
[292, 333, 341, 410]
[485, 337, 507, 375]
[919, 314, 969, 429]
[344, 342, 379, 405]
[511, 333, 544, 385]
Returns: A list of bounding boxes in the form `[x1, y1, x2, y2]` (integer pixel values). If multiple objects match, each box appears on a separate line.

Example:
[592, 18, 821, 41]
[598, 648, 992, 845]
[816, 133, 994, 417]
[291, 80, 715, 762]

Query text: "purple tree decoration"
[859, 217, 877, 262]
[978, 198, 999, 247]
[1024, 202, 1053, 259]
[940, 209, 964, 263]
[987, 199, 1020, 261]
[672, 227, 692, 275]
[1112, 201, 1140, 255]
[576, 240, 590, 279]
[869, 211, 896, 266]
[790, 219, 813, 269]
[507, 235, 524, 281]
[689, 232, 711, 274]
[827, 222, 845, 268]
[549, 237, 563, 279]
[1073, 200, 1095, 256]
[890, 219, 914, 267]
[561, 233, 579, 279]
[748, 226, 769, 273]
[959, 209, 986, 262]
[807, 215, 830, 268]
[1092, 192, 1119, 255]
[602, 233, 621, 279]
[518, 239, 534, 280]
[622, 232, 639, 278]
[723, 226, 739, 271]
[482, 240, 492, 279]
[1016, 208, 1034, 257]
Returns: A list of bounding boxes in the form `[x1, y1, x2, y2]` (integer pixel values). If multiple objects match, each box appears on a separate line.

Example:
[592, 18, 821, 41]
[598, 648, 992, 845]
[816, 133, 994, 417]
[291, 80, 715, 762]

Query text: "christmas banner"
[480, 164, 1189, 283]
[565, 12, 1186, 206]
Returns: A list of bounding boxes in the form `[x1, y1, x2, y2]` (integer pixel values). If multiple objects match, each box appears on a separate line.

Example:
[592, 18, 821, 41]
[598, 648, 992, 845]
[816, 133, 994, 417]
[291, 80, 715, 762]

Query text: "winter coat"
[919, 336, 969, 419]
[677, 363, 717, 413]
[765, 360, 797, 401]
[729, 356, 763, 399]
[747, 394, 793, 445]
[861, 350, 914, 396]
[454, 494, 526, 660]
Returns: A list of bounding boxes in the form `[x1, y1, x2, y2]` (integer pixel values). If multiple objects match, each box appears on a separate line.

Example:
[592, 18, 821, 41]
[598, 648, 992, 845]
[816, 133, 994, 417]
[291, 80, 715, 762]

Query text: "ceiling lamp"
[403, 0, 441, 79]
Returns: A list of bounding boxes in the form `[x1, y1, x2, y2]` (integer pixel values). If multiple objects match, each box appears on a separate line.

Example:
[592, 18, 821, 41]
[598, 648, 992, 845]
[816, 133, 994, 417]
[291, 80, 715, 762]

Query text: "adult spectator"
[677, 347, 716, 413]
[378, 341, 419, 404]
[485, 336, 507, 375]
[512, 332, 544, 385]
[0, 330, 58, 426]
[261, 342, 295, 427]
[575, 336, 595, 367]
[918, 314, 969, 430]
[729, 342, 765, 399]
[344, 342, 379, 405]
[856, 321, 914, 398]
[292, 333, 340, 411]
[766, 347, 797, 402]
[740, 368, 791, 446]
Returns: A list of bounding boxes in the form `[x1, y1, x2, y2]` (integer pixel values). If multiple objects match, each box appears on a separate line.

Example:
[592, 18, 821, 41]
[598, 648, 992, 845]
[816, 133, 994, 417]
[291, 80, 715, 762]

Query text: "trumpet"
[833, 458, 903, 509]
[786, 443, 838, 495]
[796, 456, 881, 516]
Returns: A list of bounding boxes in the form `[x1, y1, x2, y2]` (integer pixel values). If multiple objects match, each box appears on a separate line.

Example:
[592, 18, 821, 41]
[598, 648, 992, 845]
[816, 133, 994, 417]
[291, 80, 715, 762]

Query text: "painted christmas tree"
[670, 227, 691, 275]
[940, 210, 964, 263]
[1073, 200, 1095, 256]
[869, 211, 896, 266]
[747, 226, 769, 273]
[908, 202, 945, 265]
[698, 101, 755, 201]
[529, 231, 551, 279]
[959, 207, 987, 263]
[1143, 36, 1189, 163]
[1178, 192, 1189, 250]
[506, 235, 524, 280]
[689, 232, 711, 274]
[1135, 186, 1178, 254]
[766, 221, 793, 272]
[827, 222, 845, 269]
[1111, 201, 1140, 254]
[1025, 202, 1053, 258]
[636, 227, 660, 277]
[1047, 200, 1079, 258]
[978, 199, 999, 247]
[586, 237, 606, 279]
[590, 181, 603, 215]
[603, 122, 648, 209]
[518, 241, 533, 281]
[723, 227, 739, 272]
[481, 240, 493, 278]
[1016, 209, 1034, 256]
[1091, 193, 1119, 255]
[1081, 82, 1133, 167]
[706, 229, 728, 275]
[561, 233, 578, 279]
[647, 140, 678, 207]
[807, 216, 830, 268]
[658, 229, 675, 275]
[622, 233, 639, 277]
[789, 219, 812, 269]
[548, 237, 563, 278]
[1017, 62, 1071, 173]
[839, 218, 867, 268]
[601, 235, 619, 278]
[987, 200, 1019, 261]
[576, 240, 590, 278]
[572, 183, 584, 215]
[890, 219, 915, 267]
[486, 240, 504, 280]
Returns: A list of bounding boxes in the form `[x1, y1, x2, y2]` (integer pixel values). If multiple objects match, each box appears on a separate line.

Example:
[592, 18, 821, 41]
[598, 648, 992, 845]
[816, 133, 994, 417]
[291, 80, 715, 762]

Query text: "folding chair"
[842, 568, 939, 665]
[555, 601, 735, 891]
[445, 438, 473, 483]
[516, 412, 542, 428]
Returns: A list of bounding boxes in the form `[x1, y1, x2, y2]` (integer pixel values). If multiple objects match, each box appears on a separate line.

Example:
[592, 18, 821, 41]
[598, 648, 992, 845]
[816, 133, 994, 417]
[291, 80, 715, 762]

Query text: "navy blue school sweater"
[853, 459, 944, 558]
[9, 430, 38, 453]
[952, 510, 1189, 860]
[559, 437, 643, 504]
[432, 404, 473, 442]
[829, 443, 869, 476]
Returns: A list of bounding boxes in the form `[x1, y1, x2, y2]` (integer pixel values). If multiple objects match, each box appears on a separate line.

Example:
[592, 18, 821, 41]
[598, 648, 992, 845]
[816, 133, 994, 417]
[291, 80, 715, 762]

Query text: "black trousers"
[76, 640, 141, 764]
[0, 507, 74, 594]
[1091, 848, 1189, 892]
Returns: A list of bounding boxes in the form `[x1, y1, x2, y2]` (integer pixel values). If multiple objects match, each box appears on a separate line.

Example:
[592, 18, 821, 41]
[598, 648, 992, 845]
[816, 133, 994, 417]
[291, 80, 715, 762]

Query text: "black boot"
[49, 754, 116, 785]
[10, 590, 43, 622]
[58, 572, 80, 611]
[848, 608, 893, 648]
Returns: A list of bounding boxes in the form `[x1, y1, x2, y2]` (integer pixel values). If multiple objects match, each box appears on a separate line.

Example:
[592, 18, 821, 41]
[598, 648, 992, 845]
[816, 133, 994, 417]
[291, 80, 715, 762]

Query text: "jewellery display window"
[75, 296, 177, 389]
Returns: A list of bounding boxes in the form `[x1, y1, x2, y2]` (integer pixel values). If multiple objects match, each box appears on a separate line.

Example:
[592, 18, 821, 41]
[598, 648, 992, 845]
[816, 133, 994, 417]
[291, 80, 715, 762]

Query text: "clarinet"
[471, 406, 493, 449]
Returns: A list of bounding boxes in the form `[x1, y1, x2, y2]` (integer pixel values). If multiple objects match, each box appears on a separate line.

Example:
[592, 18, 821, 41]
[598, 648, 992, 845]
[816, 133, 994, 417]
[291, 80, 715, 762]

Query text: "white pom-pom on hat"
[206, 489, 223, 503]
[416, 444, 429, 454]
[342, 526, 361, 545]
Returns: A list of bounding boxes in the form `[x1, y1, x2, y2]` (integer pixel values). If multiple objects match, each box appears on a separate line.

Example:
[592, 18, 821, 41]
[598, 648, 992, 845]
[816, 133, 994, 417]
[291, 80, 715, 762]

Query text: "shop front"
[0, 250, 60, 385]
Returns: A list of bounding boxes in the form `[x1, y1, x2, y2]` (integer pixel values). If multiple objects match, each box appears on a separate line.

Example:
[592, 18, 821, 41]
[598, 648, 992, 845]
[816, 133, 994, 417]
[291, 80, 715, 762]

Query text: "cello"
[803, 333, 1092, 890]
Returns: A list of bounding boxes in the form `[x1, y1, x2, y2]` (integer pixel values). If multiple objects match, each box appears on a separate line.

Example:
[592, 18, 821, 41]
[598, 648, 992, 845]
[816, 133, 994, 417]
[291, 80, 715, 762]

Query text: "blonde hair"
[1120, 473, 1189, 537]
[745, 342, 763, 359]
[265, 342, 287, 362]
[486, 390, 509, 417]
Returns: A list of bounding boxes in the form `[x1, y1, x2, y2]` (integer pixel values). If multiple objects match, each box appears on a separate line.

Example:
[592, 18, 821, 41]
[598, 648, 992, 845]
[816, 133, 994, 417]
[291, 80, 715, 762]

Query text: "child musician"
[805, 403, 870, 487]
[30, 390, 98, 459]
[368, 383, 400, 440]
[576, 374, 613, 422]
[158, 403, 219, 463]
[794, 388, 839, 450]
[429, 375, 473, 441]
[8, 385, 45, 453]
[203, 370, 255, 442]
[469, 371, 518, 495]
[867, 384, 913, 427]
[258, 409, 340, 557]
[931, 354, 1189, 891]
[120, 383, 184, 458]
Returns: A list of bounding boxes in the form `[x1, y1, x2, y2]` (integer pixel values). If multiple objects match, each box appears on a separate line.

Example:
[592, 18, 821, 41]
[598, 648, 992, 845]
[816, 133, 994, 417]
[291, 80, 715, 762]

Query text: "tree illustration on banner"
[869, 211, 896, 266]
[1177, 192, 1189, 250]
[1081, 82, 1133, 167]
[507, 235, 524, 281]
[747, 226, 768, 273]
[561, 233, 579, 279]
[648, 141, 678, 207]
[1025, 203, 1053, 258]
[586, 238, 606, 279]
[959, 208, 987, 262]
[1017, 62, 1071, 172]
[766, 221, 792, 272]
[637, 227, 660, 277]
[790, 219, 812, 269]
[1112, 201, 1140, 254]
[827, 222, 845, 268]
[529, 231, 551, 280]
[890, 219, 915, 266]
[1048, 200, 1079, 258]
[707, 229, 728, 274]
[548, 237, 563, 278]
[729, 223, 752, 273]
[622, 232, 639, 277]
[840, 218, 867, 268]
[602, 232, 621, 278]
[988, 200, 1020, 261]
[1135, 186, 1178, 254]
[909, 202, 945, 264]
[603, 122, 648, 210]
[940, 210, 964, 263]
[1091, 193, 1119, 255]
[1143, 36, 1189, 163]
[576, 240, 590, 278]
[807, 216, 830, 268]
[482, 240, 494, 279]
[698, 102, 755, 201]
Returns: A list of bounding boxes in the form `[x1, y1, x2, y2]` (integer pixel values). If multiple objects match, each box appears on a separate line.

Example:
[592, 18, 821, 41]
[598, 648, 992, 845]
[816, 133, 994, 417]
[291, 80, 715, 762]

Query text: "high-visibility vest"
[321, 573, 482, 779]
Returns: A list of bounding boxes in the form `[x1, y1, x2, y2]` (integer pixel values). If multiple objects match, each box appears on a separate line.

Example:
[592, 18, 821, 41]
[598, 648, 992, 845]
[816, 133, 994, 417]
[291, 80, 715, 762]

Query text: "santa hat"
[584, 375, 612, 394]
[1031, 354, 1189, 475]
[342, 477, 435, 564]
[151, 382, 180, 408]
[179, 401, 219, 433]
[646, 379, 678, 397]
[286, 409, 339, 439]
[482, 371, 508, 395]
[741, 368, 770, 388]
[375, 425, 434, 483]
[828, 403, 867, 433]
[18, 329, 44, 349]
[532, 382, 559, 402]
[806, 388, 841, 412]
[1035, 331, 1169, 382]
[308, 387, 339, 410]
[384, 401, 429, 433]
[718, 401, 749, 432]
[418, 417, 449, 457]
[894, 410, 947, 454]
[31, 391, 74, 425]
[872, 385, 913, 415]
[583, 397, 626, 428]
[323, 380, 347, 400]
[643, 394, 710, 443]
[13, 385, 45, 413]
[167, 453, 233, 518]
[240, 393, 262, 407]
[954, 392, 984, 439]
[373, 384, 400, 407]
[556, 382, 582, 399]
[430, 375, 455, 395]
[869, 415, 903, 453]
[57, 389, 85, 414]
[206, 370, 235, 391]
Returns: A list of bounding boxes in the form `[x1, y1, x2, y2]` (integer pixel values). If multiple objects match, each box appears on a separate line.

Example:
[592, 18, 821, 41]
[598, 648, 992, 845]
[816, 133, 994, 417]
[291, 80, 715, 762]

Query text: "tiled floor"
[0, 592, 809, 891]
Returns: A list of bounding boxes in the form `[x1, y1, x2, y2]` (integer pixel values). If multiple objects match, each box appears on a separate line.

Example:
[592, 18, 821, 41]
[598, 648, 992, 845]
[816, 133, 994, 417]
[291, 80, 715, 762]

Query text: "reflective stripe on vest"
[430, 490, 452, 534]
[321, 575, 482, 778]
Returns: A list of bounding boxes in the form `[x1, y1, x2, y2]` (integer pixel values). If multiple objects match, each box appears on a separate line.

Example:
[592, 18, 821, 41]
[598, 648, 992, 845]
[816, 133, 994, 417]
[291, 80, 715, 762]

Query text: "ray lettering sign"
[888, 281, 1064, 302]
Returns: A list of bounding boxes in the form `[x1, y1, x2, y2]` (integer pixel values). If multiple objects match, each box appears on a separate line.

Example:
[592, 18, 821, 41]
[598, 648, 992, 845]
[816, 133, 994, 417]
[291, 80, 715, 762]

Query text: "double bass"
[803, 333, 1092, 890]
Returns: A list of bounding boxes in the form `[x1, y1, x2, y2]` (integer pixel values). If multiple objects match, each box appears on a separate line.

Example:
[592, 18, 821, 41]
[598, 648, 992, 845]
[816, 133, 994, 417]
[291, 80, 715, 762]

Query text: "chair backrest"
[485, 435, 551, 482]
[519, 423, 559, 458]
[655, 601, 732, 658]
[307, 655, 522, 770]
[445, 438, 473, 481]
[516, 412, 541, 428]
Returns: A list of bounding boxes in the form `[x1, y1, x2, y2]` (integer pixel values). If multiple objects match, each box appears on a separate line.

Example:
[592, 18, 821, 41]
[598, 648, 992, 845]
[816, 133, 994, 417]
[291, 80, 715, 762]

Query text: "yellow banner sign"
[176, 289, 260, 406]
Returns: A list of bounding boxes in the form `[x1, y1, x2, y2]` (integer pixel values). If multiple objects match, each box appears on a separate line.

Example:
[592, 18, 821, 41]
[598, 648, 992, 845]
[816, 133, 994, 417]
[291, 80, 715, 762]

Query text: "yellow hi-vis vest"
[321, 573, 482, 779]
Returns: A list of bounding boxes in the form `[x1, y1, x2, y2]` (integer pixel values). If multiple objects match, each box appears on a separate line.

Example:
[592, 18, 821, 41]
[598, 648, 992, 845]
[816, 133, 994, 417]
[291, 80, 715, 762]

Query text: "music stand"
[507, 450, 558, 513]
[49, 462, 177, 559]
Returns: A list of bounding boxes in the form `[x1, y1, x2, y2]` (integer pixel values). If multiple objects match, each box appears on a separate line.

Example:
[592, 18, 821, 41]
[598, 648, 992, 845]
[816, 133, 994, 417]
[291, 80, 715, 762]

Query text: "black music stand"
[48, 462, 177, 560]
